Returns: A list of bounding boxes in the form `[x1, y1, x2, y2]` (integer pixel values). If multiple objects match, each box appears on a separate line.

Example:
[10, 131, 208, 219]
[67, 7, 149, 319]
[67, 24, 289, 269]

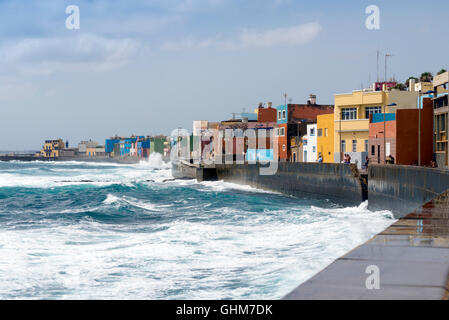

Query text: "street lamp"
[418, 90, 435, 166]
[386, 103, 397, 164]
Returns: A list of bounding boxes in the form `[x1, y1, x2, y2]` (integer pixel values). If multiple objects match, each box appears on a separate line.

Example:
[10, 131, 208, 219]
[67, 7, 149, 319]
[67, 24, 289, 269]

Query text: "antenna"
[376, 48, 380, 82]
[385, 53, 392, 82]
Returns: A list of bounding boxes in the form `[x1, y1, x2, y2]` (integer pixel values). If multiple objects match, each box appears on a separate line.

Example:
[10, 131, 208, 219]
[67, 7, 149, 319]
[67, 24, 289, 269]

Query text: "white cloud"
[0, 34, 144, 76]
[161, 22, 322, 51]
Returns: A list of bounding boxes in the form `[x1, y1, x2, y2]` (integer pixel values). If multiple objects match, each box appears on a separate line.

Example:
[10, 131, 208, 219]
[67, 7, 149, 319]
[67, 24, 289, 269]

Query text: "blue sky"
[0, 0, 448, 150]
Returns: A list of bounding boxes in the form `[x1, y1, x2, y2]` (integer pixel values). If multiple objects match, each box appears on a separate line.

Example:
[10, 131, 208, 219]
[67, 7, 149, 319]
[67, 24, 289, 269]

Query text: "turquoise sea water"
[0, 156, 395, 299]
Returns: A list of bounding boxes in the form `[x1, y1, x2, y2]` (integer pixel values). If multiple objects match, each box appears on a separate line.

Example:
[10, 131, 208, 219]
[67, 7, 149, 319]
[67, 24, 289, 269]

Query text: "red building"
[257, 104, 277, 123]
[368, 98, 433, 165]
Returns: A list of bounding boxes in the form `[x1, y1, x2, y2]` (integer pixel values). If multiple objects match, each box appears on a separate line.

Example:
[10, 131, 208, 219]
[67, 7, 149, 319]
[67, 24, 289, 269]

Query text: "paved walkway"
[284, 190, 449, 300]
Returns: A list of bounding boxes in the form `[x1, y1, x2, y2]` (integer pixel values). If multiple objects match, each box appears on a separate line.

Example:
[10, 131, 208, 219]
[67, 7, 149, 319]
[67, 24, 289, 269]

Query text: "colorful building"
[106, 136, 149, 158]
[275, 95, 333, 161]
[289, 136, 304, 162]
[40, 139, 65, 158]
[303, 124, 317, 162]
[333, 88, 419, 167]
[368, 98, 433, 165]
[316, 113, 334, 163]
[256, 102, 277, 123]
[433, 71, 449, 167]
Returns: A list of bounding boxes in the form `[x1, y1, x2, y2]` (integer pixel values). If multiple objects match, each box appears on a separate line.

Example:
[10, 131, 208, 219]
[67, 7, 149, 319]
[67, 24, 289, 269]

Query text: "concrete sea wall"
[214, 162, 367, 206]
[368, 164, 449, 218]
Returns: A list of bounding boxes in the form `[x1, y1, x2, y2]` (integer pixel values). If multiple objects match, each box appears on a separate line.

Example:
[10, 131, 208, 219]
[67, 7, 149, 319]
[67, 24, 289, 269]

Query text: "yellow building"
[333, 89, 419, 165]
[317, 113, 334, 163]
[40, 139, 65, 158]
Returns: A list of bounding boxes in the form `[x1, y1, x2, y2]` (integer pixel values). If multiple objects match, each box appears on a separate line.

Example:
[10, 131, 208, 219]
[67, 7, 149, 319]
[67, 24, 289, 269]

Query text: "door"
[377, 145, 380, 164]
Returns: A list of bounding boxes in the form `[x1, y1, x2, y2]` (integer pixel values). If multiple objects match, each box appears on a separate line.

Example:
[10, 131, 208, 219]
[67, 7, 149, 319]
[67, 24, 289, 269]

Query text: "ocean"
[0, 155, 395, 299]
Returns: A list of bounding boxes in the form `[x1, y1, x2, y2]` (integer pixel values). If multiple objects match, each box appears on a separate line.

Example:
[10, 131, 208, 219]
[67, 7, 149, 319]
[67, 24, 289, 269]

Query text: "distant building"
[40, 139, 65, 158]
[256, 102, 277, 123]
[275, 94, 334, 161]
[368, 98, 433, 165]
[373, 82, 397, 91]
[105, 136, 151, 158]
[289, 136, 304, 163]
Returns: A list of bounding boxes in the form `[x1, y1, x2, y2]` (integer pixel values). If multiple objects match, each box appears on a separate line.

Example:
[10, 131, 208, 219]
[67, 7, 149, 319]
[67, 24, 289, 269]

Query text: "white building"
[303, 124, 317, 162]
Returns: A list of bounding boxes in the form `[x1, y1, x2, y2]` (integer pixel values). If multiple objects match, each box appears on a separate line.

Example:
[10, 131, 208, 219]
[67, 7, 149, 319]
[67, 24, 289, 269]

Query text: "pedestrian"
[430, 160, 438, 168]
[363, 156, 369, 169]
[318, 153, 323, 163]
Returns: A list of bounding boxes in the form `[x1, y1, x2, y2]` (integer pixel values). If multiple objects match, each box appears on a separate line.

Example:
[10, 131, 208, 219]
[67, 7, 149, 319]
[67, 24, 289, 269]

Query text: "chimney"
[409, 79, 416, 92]
[307, 94, 317, 105]
[266, 102, 272, 109]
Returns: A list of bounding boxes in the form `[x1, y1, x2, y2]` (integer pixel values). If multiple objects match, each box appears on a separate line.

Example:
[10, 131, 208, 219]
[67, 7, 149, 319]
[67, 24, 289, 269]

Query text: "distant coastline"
[0, 154, 142, 164]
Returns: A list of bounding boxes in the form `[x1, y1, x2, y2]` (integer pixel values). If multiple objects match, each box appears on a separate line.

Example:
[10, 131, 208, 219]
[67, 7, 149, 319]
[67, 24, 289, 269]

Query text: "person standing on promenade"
[363, 156, 369, 169]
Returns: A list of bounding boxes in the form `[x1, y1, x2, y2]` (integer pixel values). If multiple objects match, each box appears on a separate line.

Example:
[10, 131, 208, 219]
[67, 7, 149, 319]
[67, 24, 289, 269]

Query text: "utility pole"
[340, 110, 342, 163]
[383, 103, 386, 164]
[418, 91, 422, 166]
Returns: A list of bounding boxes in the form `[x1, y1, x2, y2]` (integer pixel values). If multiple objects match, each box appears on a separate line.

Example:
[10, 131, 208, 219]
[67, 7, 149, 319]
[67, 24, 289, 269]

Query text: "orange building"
[275, 99, 334, 161]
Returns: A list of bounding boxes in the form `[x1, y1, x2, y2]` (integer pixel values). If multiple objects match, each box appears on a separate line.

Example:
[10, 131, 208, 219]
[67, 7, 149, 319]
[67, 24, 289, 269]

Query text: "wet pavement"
[284, 191, 449, 300]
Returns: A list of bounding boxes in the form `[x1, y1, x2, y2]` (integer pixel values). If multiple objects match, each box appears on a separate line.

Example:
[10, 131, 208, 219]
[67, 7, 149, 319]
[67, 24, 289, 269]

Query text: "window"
[282, 144, 286, 151]
[365, 140, 368, 152]
[280, 127, 285, 136]
[317, 128, 323, 137]
[341, 140, 346, 152]
[365, 106, 382, 119]
[313, 146, 316, 152]
[325, 128, 328, 136]
[341, 108, 357, 120]
[310, 128, 315, 136]
[278, 111, 281, 120]
[282, 110, 286, 120]
[371, 145, 375, 156]
[275, 128, 279, 136]
[304, 150, 307, 161]
[352, 140, 357, 152]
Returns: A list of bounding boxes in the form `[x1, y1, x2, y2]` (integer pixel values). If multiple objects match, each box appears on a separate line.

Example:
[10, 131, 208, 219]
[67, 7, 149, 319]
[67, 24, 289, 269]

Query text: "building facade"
[40, 139, 65, 158]
[433, 71, 449, 167]
[303, 124, 317, 162]
[275, 97, 334, 161]
[256, 102, 277, 123]
[334, 88, 419, 167]
[368, 98, 433, 166]
[316, 113, 334, 163]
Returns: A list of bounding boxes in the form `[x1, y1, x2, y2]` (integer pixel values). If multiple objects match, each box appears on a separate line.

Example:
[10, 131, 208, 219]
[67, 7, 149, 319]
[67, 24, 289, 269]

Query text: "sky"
[0, 0, 448, 150]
